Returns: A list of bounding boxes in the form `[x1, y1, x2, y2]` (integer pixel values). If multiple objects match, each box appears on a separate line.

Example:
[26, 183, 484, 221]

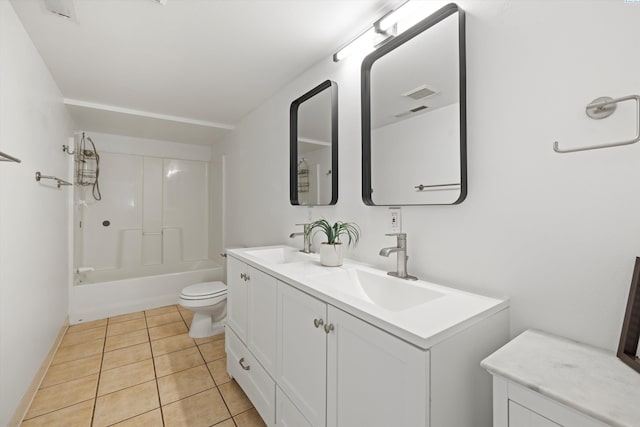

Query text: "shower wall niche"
[74, 133, 217, 279]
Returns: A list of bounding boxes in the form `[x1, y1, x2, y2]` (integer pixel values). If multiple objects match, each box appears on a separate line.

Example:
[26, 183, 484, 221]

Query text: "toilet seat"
[178, 280, 227, 338]
[180, 281, 227, 300]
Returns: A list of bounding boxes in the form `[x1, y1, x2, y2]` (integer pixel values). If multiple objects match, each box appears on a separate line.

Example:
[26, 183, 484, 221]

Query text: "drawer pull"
[239, 357, 251, 371]
[324, 323, 334, 334]
[313, 318, 324, 328]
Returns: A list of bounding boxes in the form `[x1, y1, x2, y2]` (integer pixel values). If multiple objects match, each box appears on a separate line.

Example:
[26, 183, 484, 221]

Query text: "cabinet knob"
[245, 274, 250, 281]
[240, 273, 246, 280]
[239, 357, 250, 371]
[313, 318, 324, 328]
[324, 323, 334, 334]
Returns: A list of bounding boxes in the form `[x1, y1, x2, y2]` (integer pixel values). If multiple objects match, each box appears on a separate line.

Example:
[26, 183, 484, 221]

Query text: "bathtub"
[69, 260, 224, 324]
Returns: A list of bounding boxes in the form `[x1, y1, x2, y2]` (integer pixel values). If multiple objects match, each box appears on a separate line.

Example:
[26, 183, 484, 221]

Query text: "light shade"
[333, 28, 377, 62]
[333, 0, 445, 62]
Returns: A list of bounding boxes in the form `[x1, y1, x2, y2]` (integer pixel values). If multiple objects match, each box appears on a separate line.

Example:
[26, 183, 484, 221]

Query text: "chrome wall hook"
[553, 95, 640, 154]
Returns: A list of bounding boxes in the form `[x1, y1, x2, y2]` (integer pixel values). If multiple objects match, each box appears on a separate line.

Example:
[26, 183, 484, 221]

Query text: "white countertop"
[227, 245, 508, 350]
[481, 329, 640, 427]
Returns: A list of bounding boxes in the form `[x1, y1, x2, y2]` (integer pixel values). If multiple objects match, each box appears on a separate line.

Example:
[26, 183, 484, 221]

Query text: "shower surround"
[70, 133, 223, 322]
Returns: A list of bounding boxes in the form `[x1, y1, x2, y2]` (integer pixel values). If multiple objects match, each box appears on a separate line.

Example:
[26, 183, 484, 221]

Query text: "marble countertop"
[481, 329, 640, 427]
[227, 245, 509, 349]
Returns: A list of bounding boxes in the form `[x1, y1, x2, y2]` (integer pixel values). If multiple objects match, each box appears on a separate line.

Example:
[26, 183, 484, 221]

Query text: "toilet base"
[188, 312, 226, 338]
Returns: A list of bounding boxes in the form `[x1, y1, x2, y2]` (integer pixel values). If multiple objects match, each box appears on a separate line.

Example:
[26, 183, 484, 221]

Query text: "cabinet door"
[275, 386, 313, 427]
[509, 401, 562, 427]
[326, 306, 429, 427]
[277, 282, 327, 427]
[247, 266, 278, 376]
[227, 256, 248, 342]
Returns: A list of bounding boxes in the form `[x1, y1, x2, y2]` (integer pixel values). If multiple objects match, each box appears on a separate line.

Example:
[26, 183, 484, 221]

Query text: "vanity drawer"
[226, 328, 276, 426]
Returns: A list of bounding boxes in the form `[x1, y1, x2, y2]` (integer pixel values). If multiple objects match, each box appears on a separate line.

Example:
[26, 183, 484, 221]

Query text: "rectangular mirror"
[290, 80, 338, 205]
[362, 3, 466, 205]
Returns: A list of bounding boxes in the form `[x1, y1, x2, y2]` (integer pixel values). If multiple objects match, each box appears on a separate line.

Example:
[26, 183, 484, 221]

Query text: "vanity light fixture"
[333, 27, 378, 62]
[333, 0, 435, 62]
[377, 1, 425, 34]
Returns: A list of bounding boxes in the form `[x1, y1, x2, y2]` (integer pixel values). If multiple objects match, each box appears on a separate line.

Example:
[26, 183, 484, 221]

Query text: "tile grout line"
[193, 332, 237, 424]
[22, 306, 244, 426]
[177, 307, 237, 426]
[89, 318, 108, 426]
[65, 323, 106, 335]
[20, 324, 100, 423]
[145, 309, 166, 427]
[37, 353, 101, 390]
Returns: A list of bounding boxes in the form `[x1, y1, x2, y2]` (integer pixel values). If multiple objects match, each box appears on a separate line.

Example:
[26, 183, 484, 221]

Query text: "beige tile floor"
[21, 305, 267, 427]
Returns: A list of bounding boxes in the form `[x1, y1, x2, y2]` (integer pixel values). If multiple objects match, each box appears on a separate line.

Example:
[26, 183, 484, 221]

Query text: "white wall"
[222, 0, 640, 352]
[0, 2, 74, 424]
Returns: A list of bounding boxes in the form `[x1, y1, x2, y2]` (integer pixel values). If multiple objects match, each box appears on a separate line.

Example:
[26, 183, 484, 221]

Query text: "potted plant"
[307, 219, 360, 267]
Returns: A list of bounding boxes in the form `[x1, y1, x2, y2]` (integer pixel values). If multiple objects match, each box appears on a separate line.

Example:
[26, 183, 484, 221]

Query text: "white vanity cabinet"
[276, 281, 327, 427]
[226, 256, 249, 342]
[276, 281, 429, 427]
[326, 305, 429, 427]
[227, 327, 276, 426]
[227, 246, 510, 427]
[276, 385, 313, 427]
[227, 256, 278, 372]
[226, 256, 278, 426]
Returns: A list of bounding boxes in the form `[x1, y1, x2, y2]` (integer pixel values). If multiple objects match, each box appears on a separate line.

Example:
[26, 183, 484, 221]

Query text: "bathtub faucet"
[290, 223, 312, 254]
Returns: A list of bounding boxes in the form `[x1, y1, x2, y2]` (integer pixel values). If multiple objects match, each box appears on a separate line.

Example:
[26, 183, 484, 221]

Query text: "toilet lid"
[180, 281, 227, 299]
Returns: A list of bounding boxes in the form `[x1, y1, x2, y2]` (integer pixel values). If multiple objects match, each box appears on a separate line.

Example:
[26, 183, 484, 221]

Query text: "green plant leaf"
[307, 218, 360, 247]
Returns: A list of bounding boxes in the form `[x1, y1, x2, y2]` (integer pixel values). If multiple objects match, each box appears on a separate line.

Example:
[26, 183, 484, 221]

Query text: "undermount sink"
[245, 247, 314, 265]
[310, 268, 444, 312]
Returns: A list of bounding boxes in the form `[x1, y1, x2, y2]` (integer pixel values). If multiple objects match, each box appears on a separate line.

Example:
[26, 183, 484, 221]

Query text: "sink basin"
[310, 268, 444, 312]
[245, 247, 314, 265]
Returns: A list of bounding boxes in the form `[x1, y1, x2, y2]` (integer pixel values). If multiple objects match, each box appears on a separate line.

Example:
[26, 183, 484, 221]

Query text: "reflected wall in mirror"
[290, 80, 338, 205]
[362, 3, 466, 205]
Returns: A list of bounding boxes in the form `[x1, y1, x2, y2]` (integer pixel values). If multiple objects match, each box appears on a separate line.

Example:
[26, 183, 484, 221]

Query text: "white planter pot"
[320, 243, 344, 267]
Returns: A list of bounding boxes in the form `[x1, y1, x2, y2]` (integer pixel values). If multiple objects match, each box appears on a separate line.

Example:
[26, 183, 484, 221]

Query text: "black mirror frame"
[361, 3, 467, 206]
[290, 80, 338, 206]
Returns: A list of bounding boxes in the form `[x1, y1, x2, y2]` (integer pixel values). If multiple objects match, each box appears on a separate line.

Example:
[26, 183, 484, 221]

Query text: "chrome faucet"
[379, 233, 417, 280]
[290, 223, 312, 254]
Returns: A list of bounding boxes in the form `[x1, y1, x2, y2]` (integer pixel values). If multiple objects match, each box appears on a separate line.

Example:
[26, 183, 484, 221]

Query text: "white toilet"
[178, 281, 227, 338]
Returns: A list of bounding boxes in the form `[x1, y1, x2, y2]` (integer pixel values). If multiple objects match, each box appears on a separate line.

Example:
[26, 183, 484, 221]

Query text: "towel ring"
[553, 95, 640, 154]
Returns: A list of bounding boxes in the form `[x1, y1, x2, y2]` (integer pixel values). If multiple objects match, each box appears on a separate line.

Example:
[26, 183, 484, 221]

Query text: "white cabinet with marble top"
[481, 329, 640, 427]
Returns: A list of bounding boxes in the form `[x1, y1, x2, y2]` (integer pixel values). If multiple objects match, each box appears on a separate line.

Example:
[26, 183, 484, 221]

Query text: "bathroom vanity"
[225, 245, 509, 427]
[482, 329, 640, 427]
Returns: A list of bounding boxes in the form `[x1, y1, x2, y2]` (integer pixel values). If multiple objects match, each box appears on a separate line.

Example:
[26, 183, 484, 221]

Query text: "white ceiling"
[11, 0, 398, 144]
